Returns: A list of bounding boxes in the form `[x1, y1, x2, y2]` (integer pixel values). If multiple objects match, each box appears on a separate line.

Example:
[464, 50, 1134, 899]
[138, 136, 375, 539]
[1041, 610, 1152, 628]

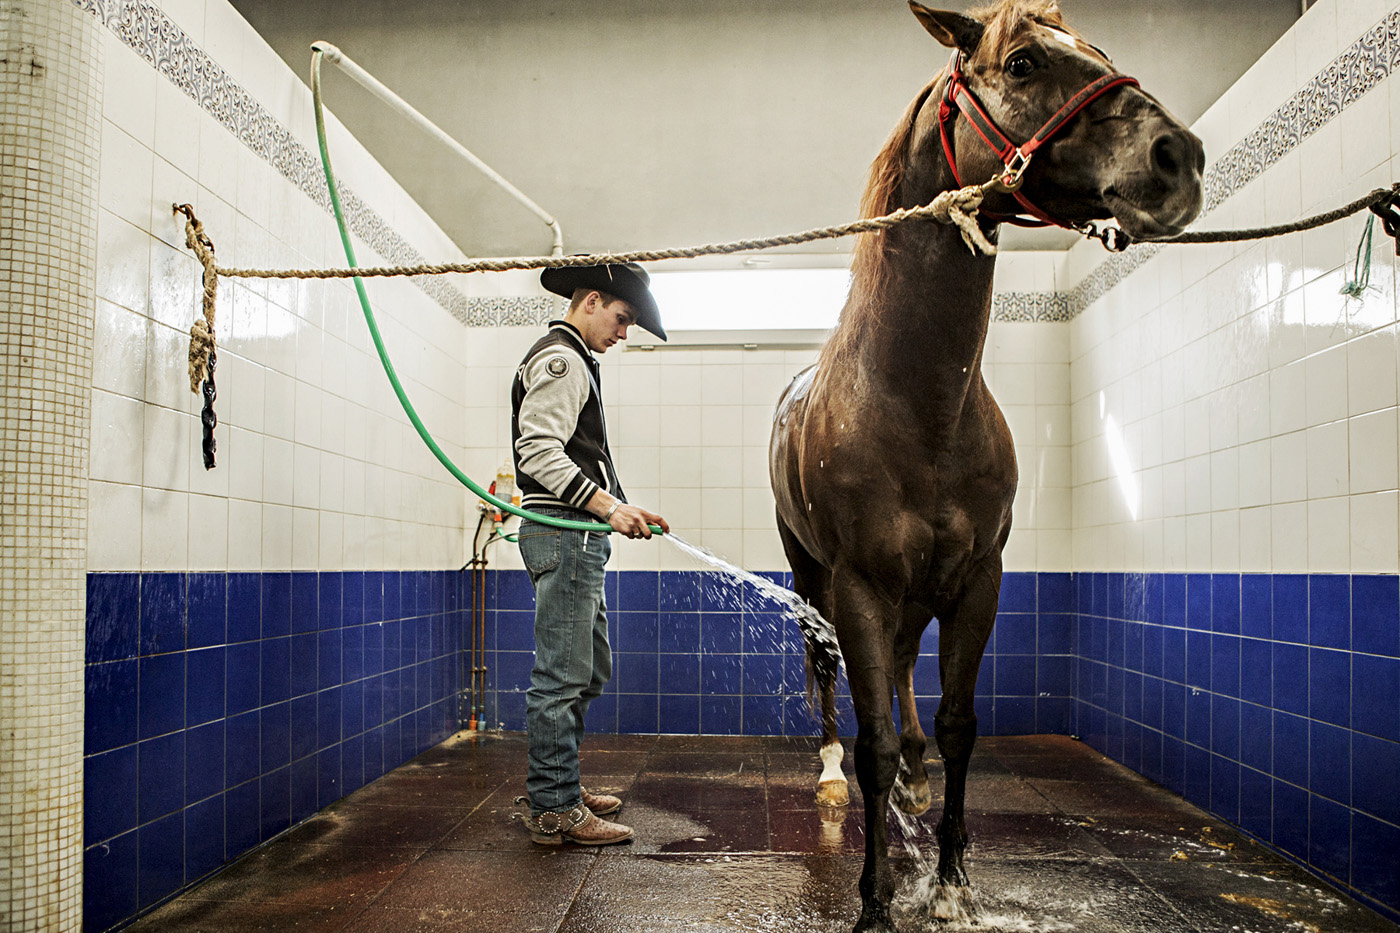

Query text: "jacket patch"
[545, 355, 570, 378]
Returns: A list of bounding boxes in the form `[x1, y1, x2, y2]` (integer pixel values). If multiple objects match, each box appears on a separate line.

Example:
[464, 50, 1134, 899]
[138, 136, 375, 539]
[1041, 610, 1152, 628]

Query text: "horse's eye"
[1006, 55, 1035, 78]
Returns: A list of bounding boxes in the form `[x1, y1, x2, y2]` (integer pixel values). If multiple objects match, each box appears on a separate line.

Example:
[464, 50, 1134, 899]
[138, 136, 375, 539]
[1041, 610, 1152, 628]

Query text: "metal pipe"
[311, 40, 565, 257]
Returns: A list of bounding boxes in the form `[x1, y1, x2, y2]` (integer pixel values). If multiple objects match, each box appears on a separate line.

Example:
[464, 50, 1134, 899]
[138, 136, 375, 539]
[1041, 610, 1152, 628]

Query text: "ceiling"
[229, 0, 1300, 257]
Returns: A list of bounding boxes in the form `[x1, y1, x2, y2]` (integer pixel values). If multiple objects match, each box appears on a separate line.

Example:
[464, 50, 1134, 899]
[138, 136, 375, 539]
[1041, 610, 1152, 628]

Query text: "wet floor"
[128, 733, 1398, 933]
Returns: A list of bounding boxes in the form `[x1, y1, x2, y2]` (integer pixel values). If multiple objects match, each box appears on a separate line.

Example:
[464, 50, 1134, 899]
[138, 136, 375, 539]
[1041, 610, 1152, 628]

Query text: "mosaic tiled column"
[0, 2, 102, 927]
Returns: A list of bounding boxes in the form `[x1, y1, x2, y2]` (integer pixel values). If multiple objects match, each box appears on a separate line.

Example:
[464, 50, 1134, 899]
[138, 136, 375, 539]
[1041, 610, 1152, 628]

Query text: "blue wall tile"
[184, 794, 224, 884]
[137, 812, 184, 912]
[141, 572, 186, 655]
[1273, 575, 1309, 644]
[1310, 576, 1351, 650]
[1352, 654, 1399, 742]
[138, 654, 185, 740]
[1353, 575, 1399, 658]
[1309, 649, 1350, 728]
[1353, 814, 1400, 906]
[186, 647, 225, 728]
[86, 660, 137, 754]
[1352, 734, 1400, 825]
[1309, 794, 1352, 882]
[1211, 574, 1240, 634]
[88, 574, 140, 663]
[187, 574, 226, 650]
[138, 732, 185, 821]
[85, 745, 138, 846]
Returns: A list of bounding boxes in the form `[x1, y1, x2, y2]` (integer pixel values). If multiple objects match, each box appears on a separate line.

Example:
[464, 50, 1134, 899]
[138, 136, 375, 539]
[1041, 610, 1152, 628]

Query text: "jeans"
[518, 509, 612, 813]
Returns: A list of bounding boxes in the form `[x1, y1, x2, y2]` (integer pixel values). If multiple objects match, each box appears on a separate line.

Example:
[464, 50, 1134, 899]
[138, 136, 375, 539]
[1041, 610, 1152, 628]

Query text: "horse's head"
[905, 0, 1204, 240]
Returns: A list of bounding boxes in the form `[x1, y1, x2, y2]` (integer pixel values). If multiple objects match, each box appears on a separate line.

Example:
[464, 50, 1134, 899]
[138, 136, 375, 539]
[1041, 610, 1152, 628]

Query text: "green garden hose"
[310, 50, 659, 536]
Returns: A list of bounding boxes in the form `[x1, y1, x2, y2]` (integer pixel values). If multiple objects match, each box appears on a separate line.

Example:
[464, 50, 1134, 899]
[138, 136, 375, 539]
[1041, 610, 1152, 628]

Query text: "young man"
[511, 261, 669, 845]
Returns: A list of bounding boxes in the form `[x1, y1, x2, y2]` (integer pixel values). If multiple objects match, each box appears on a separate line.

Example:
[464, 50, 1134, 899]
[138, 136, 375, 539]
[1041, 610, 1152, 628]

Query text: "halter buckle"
[993, 151, 1032, 193]
[1080, 222, 1133, 252]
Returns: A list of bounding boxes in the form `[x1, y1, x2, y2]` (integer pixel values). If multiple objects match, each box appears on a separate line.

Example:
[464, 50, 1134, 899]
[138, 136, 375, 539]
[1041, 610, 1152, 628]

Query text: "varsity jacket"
[510, 321, 625, 516]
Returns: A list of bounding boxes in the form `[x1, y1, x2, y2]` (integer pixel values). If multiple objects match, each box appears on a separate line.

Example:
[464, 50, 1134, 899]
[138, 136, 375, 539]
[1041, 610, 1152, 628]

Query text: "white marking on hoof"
[816, 741, 849, 806]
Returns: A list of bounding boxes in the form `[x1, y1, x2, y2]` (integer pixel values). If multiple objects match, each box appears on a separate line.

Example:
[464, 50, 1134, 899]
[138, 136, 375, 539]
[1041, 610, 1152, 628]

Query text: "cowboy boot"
[523, 803, 633, 846]
[581, 785, 622, 816]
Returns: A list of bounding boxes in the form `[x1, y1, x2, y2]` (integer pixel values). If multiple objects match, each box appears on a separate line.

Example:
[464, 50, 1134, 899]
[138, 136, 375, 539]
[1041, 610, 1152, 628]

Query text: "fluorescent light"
[648, 268, 851, 331]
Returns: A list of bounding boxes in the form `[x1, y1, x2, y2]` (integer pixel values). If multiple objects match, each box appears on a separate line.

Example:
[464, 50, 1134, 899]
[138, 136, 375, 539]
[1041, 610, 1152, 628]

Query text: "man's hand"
[609, 503, 669, 539]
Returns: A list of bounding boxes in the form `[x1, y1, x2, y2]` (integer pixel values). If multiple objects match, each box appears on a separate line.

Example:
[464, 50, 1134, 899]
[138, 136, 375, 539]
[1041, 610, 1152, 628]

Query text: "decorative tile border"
[73, 0, 472, 324]
[992, 291, 1072, 323]
[464, 295, 563, 327]
[1070, 8, 1400, 319]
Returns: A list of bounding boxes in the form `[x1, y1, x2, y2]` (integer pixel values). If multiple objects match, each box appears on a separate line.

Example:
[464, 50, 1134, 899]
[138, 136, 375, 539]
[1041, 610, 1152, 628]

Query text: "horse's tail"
[799, 602, 840, 713]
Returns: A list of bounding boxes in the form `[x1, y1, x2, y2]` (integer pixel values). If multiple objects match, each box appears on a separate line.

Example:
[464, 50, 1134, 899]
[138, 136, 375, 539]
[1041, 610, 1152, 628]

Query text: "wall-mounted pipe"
[311, 40, 565, 257]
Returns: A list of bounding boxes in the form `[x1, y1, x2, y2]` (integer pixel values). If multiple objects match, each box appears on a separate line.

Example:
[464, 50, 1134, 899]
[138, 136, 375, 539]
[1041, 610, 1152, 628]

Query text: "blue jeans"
[518, 510, 612, 813]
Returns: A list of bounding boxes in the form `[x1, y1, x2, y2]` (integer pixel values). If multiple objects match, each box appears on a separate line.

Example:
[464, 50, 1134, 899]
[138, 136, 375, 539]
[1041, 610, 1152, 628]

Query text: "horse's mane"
[827, 0, 1071, 363]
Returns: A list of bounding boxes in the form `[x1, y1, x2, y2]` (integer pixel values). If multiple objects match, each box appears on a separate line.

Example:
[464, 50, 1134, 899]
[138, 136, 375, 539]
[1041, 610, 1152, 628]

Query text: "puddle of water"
[662, 533, 842, 678]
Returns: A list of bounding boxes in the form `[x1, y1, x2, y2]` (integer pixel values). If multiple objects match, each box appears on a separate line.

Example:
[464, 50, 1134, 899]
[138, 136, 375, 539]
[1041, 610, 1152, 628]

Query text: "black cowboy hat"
[541, 261, 666, 342]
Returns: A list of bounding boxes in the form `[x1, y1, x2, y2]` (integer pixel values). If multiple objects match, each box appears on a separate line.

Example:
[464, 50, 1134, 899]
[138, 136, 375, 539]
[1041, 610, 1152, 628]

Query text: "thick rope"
[178, 182, 1400, 286]
[1156, 183, 1400, 244]
[202, 180, 1000, 281]
[176, 203, 219, 392]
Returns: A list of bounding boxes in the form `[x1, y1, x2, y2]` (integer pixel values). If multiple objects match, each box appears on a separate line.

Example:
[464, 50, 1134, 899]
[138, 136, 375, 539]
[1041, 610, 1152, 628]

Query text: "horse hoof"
[852, 904, 896, 933]
[927, 882, 976, 922]
[893, 781, 931, 816]
[817, 778, 850, 807]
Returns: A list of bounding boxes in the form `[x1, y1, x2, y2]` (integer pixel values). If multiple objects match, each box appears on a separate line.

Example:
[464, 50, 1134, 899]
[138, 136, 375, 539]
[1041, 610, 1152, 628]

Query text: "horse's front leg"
[892, 613, 932, 815]
[933, 559, 1001, 889]
[833, 578, 902, 933]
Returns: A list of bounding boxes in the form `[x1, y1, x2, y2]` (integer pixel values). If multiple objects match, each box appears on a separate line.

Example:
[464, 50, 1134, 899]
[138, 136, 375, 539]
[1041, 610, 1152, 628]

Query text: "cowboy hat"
[541, 261, 666, 341]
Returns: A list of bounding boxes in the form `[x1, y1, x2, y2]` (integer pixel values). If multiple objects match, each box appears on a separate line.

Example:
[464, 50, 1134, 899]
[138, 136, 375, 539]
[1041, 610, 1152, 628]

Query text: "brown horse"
[769, 2, 1203, 930]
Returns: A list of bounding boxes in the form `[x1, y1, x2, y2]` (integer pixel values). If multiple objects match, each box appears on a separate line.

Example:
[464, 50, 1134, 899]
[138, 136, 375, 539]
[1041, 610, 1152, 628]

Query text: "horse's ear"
[908, 2, 984, 55]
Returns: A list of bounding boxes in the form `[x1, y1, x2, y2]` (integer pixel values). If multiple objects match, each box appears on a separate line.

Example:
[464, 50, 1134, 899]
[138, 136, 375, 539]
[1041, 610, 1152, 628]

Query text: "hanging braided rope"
[176, 203, 220, 470]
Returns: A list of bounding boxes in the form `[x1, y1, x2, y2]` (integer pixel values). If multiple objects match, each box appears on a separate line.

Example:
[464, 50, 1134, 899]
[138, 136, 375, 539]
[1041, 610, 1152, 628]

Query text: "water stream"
[661, 533, 842, 678]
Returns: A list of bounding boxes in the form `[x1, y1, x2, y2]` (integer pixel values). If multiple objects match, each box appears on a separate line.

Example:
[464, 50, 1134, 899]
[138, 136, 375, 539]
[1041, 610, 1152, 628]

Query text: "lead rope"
[176, 203, 219, 470]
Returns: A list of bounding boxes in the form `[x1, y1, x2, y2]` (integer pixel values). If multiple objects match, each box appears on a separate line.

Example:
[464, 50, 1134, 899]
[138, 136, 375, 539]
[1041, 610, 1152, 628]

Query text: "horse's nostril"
[1151, 133, 1184, 181]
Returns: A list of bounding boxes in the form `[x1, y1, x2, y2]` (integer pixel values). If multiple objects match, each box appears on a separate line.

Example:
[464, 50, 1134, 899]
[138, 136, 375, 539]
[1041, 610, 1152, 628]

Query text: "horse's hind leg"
[776, 514, 848, 807]
[934, 558, 1002, 888]
[892, 609, 932, 815]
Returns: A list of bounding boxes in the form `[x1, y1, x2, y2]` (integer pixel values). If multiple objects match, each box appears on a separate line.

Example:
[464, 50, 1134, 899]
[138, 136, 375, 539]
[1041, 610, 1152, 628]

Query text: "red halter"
[938, 50, 1140, 231]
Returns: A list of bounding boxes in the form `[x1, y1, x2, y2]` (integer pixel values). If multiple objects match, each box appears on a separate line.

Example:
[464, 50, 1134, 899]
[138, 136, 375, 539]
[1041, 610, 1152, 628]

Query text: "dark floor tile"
[767, 807, 866, 855]
[604, 803, 769, 854]
[188, 842, 414, 909]
[372, 849, 594, 915]
[962, 811, 1115, 860]
[563, 854, 862, 933]
[342, 772, 499, 810]
[436, 792, 539, 852]
[1079, 811, 1281, 864]
[768, 776, 856, 812]
[278, 801, 466, 851]
[578, 748, 649, 775]
[1123, 861, 1400, 933]
[653, 734, 765, 752]
[998, 747, 1135, 782]
[630, 776, 767, 810]
[1027, 776, 1194, 817]
[644, 751, 765, 780]
[340, 906, 562, 933]
[125, 897, 357, 933]
[955, 774, 1055, 814]
[584, 732, 661, 751]
[893, 857, 1188, 933]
